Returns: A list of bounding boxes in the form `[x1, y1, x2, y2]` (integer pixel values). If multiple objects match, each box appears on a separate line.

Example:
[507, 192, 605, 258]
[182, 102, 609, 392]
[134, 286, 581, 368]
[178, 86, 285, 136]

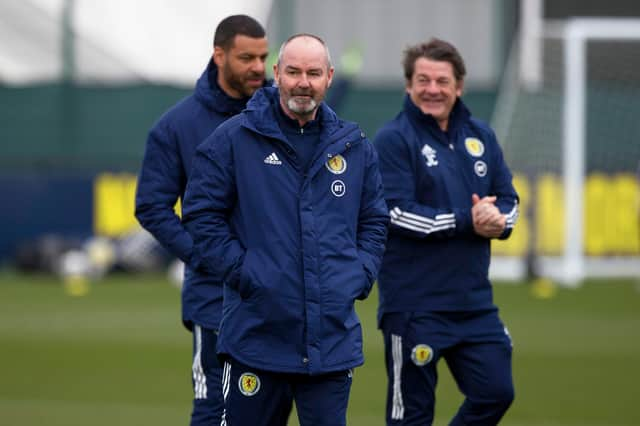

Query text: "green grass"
[0, 271, 639, 425]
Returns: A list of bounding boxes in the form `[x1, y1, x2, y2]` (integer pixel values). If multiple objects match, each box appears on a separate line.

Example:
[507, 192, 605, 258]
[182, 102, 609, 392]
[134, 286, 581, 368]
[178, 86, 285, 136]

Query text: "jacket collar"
[242, 87, 364, 174]
[242, 86, 345, 141]
[194, 59, 270, 116]
[403, 94, 471, 134]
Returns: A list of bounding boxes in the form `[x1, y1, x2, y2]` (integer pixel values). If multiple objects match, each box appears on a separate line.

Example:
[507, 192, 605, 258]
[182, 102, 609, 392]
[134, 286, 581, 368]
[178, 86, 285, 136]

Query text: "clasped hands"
[471, 194, 506, 238]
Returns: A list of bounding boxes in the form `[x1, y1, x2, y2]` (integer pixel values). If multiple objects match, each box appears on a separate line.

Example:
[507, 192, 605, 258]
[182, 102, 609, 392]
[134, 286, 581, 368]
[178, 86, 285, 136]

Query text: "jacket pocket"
[356, 262, 372, 300]
[237, 250, 255, 299]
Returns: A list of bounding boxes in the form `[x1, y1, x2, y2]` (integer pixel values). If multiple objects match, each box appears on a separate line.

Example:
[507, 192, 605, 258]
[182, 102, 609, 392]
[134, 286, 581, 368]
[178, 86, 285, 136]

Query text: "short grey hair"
[277, 33, 333, 69]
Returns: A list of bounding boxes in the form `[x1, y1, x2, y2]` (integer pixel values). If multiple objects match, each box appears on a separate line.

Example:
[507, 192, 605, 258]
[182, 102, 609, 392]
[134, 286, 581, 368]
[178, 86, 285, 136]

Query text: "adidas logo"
[263, 152, 282, 165]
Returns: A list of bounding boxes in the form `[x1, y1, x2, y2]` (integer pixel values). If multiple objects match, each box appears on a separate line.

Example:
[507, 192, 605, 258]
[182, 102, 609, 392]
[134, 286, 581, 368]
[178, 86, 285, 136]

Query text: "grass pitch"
[0, 271, 639, 425]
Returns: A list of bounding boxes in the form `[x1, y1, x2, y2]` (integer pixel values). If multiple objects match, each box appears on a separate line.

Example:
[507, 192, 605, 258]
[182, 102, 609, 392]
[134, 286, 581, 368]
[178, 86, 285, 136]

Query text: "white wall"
[0, 0, 273, 86]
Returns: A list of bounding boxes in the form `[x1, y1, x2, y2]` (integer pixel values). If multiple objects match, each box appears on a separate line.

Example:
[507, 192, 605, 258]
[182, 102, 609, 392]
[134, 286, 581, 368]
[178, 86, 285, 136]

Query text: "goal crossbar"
[562, 18, 640, 286]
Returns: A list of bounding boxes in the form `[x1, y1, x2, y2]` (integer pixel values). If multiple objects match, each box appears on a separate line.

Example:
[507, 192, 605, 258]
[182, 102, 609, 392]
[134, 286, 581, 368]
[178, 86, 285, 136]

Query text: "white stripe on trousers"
[220, 361, 232, 426]
[192, 325, 207, 399]
[391, 334, 405, 420]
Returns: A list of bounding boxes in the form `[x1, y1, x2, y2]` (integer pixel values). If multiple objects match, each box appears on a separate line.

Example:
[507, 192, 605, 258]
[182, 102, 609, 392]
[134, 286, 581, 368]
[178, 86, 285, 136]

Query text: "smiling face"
[214, 34, 269, 98]
[274, 35, 334, 125]
[406, 57, 463, 131]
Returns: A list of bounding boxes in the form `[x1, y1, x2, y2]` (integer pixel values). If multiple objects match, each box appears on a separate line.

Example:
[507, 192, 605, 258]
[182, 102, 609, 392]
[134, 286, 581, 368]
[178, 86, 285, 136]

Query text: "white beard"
[287, 97, 317, 114]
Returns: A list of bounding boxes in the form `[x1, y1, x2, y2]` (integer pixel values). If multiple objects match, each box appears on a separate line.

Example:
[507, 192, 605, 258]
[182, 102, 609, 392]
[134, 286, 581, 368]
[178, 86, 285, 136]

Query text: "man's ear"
[213, 46, 225, 68]
[405, 79, 412, 95]
[456, 78, 464, 97]
[327, 67, 335, 88]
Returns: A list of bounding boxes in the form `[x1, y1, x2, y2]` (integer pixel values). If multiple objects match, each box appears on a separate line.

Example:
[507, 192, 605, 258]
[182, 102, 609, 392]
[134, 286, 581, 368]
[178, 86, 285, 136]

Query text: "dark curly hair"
[402, 38, 466, 82]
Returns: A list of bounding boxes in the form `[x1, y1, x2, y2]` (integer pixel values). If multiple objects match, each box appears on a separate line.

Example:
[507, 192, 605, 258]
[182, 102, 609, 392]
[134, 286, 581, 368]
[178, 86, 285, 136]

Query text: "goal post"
[563, 18, 640, 286]
[491, 17, 640, 286]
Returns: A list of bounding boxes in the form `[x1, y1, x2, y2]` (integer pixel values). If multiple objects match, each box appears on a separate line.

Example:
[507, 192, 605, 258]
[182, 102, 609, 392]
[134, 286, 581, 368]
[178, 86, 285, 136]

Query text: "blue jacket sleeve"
[487, 130, 520, 240]
[182, 133, 245, 288]
[373, 128, 474, 240]
[134, 122, 194, 263]
[356, 140, 389, 299]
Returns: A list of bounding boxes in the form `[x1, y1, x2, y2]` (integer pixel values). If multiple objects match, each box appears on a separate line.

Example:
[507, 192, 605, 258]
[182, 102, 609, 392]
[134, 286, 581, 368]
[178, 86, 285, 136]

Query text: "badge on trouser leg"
[238, 372, 261, 396]
[411, 344, 434, 366]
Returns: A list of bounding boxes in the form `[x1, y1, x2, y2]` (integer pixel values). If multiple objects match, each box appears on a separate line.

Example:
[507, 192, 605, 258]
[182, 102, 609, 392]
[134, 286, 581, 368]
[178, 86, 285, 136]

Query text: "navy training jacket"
[374, 96, 519, 322]
[135, 60, 269, 330]
[182, 87, 389, 374]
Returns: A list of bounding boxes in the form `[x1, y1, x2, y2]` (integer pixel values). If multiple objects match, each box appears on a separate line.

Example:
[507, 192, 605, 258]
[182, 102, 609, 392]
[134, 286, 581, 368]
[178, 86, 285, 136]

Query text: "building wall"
[268, 0, 506, 88]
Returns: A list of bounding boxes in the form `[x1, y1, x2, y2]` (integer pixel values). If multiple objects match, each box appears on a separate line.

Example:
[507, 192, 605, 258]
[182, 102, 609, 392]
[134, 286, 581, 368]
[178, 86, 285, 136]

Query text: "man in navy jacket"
[183, 34, 388, 426]
[134, 15, 269, 426]
[374, 38, 519, 425]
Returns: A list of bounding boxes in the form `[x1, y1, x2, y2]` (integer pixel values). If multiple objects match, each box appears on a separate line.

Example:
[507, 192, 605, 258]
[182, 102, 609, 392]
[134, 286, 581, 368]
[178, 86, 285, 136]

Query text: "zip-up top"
[374, 96, 519, 322]
[135, 60, 271, 330]
[183, 86, 389, 374]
